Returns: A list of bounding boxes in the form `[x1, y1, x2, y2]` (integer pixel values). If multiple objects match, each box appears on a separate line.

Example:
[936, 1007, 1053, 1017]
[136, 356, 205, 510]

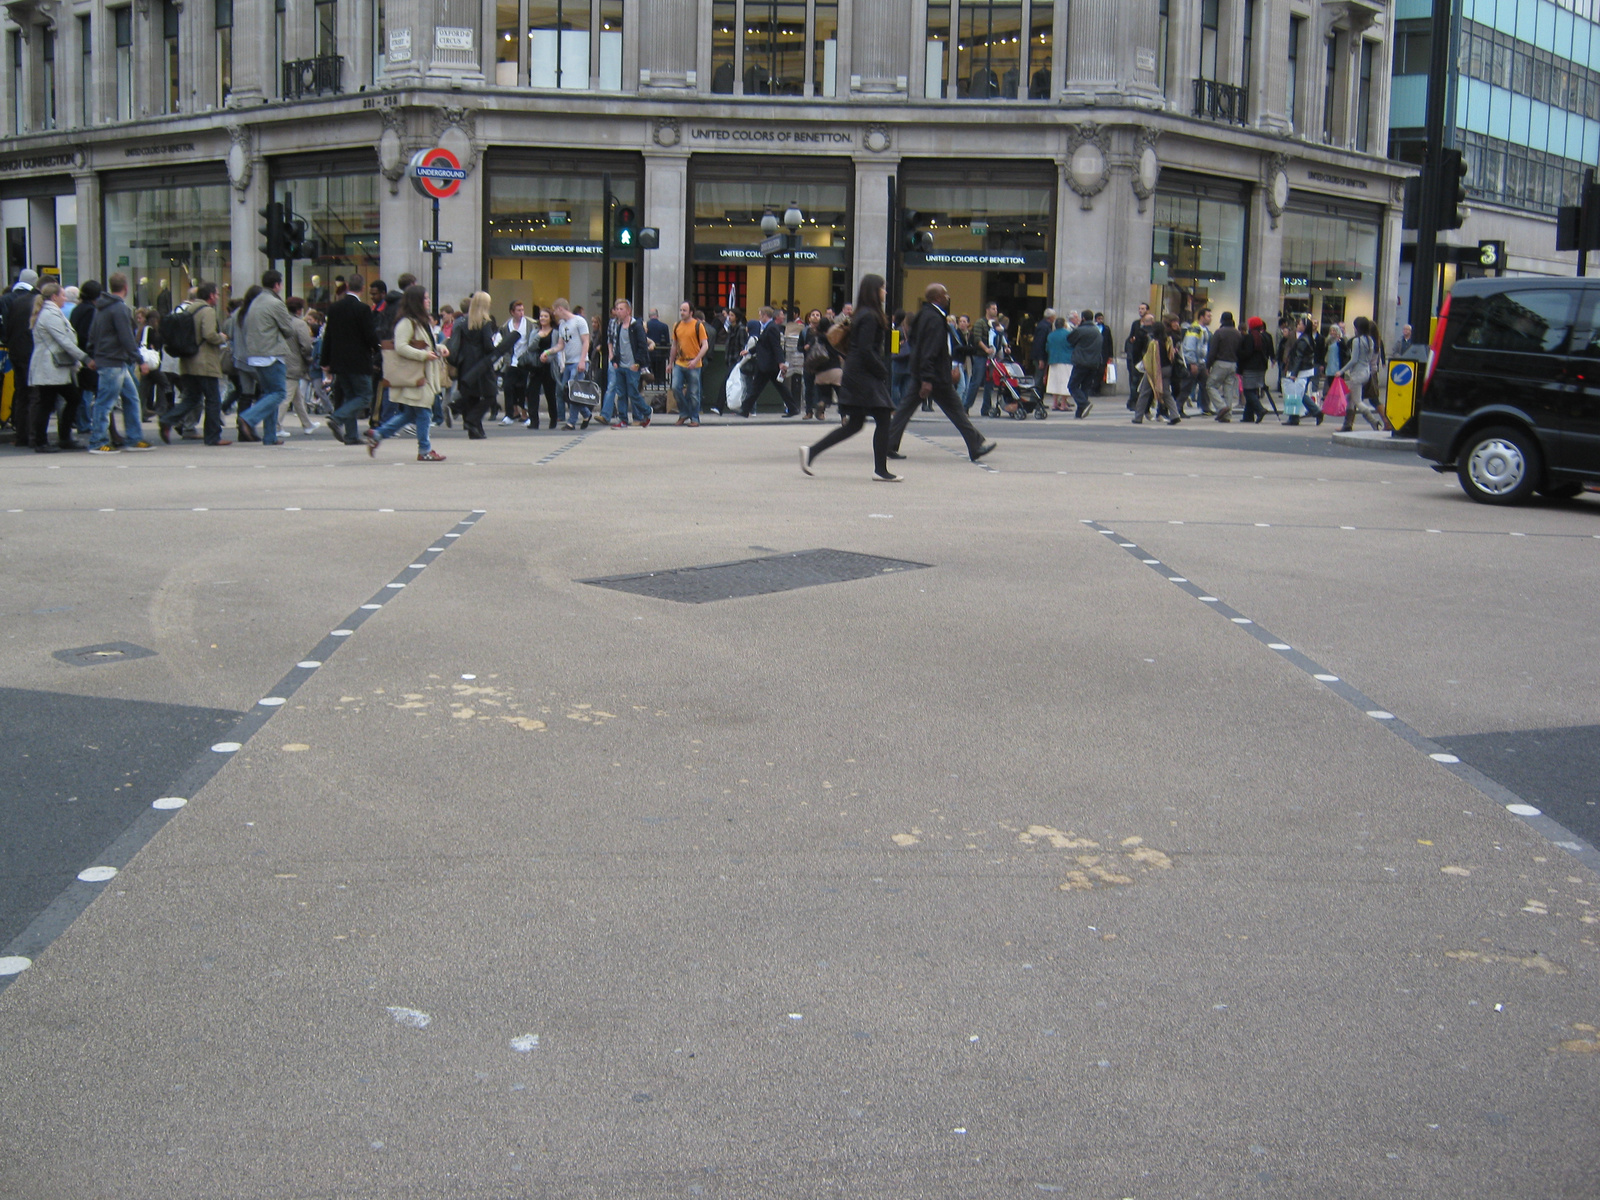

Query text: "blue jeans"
[91, 365, 144, 449]
[330, 371, 374, 443]
[241, 360, 286, 444]
[375, 403, 432, 454]
[671, 364, 702, 423]
[964, 360, 994, 413]
[603, 366, 650, 424]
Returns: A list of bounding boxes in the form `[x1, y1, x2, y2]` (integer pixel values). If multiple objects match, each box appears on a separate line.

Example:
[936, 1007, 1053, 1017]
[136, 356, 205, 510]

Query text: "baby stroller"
[985, 350, 1048, 419]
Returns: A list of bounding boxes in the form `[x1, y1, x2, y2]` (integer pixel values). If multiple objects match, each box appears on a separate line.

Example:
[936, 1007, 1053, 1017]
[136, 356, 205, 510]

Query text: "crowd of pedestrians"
[2, 263, 1393, 458]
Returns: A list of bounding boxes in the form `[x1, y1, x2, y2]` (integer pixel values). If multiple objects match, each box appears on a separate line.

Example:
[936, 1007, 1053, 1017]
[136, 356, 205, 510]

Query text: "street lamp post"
[760, 209, 779, 308]
[783, 201, 803, 317]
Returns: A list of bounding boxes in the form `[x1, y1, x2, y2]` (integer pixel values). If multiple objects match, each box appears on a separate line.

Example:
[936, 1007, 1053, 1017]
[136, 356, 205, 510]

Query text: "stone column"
[853, 156, 898, 291]
[231, 143, 270, 292]
[1063, 0, 1165, 106]
[73, 169, 101, 283]
[638, 0, 699, 91]
[850, 0, 906, 95]
[1166, 0, 1199, 114]
[642, 148, 690, 319]
[1247, 172, 1283, 323]
[230, 0, 271, 104]
[1252, 0, 1291, 135]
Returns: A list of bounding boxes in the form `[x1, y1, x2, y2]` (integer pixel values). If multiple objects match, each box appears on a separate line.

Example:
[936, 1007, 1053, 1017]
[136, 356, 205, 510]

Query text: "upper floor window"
[9, 30, 22, 135]
[1323, 32, 1338, 142]
[711, 0, 834, 97]
[512, 0, 622, 91]
[1240, 0, 1253, 99]
[1198, 0, 1218, 81]
[163, 0, 181, 114]
[924, 0, 1051, 100]
[41, 27, 55, 129]
[114, 6, 133, 121]
[315, 0, 337, 58]
[78, 15, 91, 125]
[1287, 15, 1302, 130]
[216, 0, 233, 107]
[1356, 38, 1374, 152]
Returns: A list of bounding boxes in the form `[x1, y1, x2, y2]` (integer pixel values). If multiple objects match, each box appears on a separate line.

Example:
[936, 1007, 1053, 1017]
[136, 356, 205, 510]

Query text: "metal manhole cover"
[52, 642, 157, 667]
[580, 549, 932, 604]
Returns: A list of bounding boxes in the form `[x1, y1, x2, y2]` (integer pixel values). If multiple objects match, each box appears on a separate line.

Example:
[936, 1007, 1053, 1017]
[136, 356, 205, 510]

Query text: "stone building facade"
[0, 0, 1409, 343]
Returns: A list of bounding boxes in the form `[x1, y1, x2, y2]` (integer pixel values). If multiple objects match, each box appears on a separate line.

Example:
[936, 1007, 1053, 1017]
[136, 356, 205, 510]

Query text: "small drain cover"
[581, 549, 931, 604]
[52, 642, 157, 667]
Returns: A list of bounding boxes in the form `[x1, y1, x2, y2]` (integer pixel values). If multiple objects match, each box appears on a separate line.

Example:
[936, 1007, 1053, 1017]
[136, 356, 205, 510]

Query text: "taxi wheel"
[1457, 425, 1541, 505]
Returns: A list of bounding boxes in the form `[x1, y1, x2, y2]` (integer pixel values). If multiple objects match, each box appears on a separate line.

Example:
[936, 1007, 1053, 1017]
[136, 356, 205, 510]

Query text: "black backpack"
[160, 304, 201, 359]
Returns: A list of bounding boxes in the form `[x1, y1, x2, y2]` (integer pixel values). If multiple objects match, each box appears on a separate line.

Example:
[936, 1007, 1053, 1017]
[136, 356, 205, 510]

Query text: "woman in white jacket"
[365, 285, 447, 461]
[27, 282, 92, 453]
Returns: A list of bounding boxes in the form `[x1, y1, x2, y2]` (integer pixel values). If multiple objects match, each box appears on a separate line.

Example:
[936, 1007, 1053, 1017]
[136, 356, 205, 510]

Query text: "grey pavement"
[1, 408, 1597, 1198]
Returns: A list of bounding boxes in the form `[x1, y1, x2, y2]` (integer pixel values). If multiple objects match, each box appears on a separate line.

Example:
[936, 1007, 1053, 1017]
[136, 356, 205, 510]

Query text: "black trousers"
[534, 365, 560, 427]
[887, 376, 985, 457]
[461, 382, 494, 436]
[167, 375, 224, 443]
[28, 384, 74, 447]
[809, 407, 892, 475]
[739, 368, 783, 415]
[503, 364, 531, 416]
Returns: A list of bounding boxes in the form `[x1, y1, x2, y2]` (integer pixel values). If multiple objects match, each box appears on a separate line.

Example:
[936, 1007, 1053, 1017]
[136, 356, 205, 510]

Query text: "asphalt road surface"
[1, 407, 1597, 1198]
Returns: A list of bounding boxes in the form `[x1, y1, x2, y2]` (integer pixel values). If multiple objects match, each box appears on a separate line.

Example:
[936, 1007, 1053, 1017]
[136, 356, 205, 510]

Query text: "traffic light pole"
[283, 193, 297, 294]
[601, 172, 613, 394]
[430, 197, 441, 315]
[886, 175, 899, 315]
[1407, 0, 1458, 341]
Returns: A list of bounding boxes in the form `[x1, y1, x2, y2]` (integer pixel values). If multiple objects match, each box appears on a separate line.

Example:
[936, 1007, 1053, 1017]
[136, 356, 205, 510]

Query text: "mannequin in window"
[711, 60, 735, 93]
[970, 66, 997, 97]
[1001, 66, 1019, 98]
[1029, 66, 1050, 99]
[744, 63, 772, 94]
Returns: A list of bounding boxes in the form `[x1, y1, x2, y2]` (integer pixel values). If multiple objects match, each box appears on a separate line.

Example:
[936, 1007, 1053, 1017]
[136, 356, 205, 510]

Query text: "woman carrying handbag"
[365, 285, 447, 461]
[798, 274, 900, 482]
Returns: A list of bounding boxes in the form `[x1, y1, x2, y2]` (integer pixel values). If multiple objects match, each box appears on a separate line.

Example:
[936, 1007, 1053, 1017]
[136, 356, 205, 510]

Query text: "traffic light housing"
[903, 211, 933, 255]
[1437, 148, 1468, 230]
[637, 226, 660, 250]
[615, 205, 636, 248]
[283, 214, 311, 260]
[1402, 176, 1420, 230]
[258, 200, 286, 260]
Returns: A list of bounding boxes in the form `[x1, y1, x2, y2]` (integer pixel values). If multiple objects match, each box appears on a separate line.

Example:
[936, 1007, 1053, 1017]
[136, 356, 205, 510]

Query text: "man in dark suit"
[320, 271, 381, 445]
[736, 305, 785, 417]
[645, 307, 670, 384]
[887, 283, 995, 462]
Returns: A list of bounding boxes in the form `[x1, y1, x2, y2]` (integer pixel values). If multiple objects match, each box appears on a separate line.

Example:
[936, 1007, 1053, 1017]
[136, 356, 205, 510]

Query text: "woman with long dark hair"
[365, 285, 446, 461]
[799, 274, 900, 482]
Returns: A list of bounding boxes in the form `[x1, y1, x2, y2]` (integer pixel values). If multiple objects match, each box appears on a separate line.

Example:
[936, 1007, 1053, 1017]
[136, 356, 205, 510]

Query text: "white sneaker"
[799, 446, 814, 476]
[499, 416, 513, 425]
[304, 421, 322, 433]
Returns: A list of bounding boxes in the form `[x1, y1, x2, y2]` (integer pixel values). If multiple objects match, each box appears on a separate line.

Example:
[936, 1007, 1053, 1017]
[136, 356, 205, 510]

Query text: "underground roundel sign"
[408, 148, 466, 200]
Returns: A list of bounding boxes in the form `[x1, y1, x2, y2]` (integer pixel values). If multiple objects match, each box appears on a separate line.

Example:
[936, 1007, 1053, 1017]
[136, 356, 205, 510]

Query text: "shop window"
[163, 0, 181, 114]
[690, 164, 851, 316]
[1151, 186, 1245, 323]
[42, 28, 55, 130]
[898, 169, 1054, 349]
[1279, 208, 1379, 329]
[103, 178, 235, 311]
[78, 15, 91, 125]
[272, 166, 381, 309]
[486, 157, 640, 319]
[216, 0, 233, 108]
[1286, 16, 1301, 130]
[372, 1, 385, 86]
[694, 264, 745, 317]
[958, 1, 1023, 99]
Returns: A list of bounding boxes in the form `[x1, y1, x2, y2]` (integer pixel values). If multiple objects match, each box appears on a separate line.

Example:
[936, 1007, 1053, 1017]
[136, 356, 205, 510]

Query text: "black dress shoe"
[887, 451, 907, 460]
[971, 439, 997, 460]
[34, 444, 60, 453]
[58, 439, 83, 450]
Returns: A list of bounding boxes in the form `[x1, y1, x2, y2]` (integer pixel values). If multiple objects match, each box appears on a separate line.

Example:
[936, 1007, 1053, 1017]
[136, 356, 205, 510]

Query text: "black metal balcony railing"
[1192, 78, 1248, 126]
[282, 56, 344, 101]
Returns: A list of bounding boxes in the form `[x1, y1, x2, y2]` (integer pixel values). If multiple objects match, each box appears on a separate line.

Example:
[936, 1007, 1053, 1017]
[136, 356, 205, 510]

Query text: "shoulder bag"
[381, 329, 431, 390]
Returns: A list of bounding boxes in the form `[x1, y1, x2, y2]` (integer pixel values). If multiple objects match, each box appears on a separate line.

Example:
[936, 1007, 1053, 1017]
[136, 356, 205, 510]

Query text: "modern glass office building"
[1390, 0, 1599, 304]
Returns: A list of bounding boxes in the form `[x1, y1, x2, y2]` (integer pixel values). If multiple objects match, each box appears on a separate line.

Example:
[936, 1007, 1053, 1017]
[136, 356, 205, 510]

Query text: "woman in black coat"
[798, 274, 900, 482]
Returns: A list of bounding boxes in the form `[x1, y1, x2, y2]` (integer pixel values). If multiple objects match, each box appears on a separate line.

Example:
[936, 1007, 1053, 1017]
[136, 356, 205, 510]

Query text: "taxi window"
[1455, 289, 1575, 355]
